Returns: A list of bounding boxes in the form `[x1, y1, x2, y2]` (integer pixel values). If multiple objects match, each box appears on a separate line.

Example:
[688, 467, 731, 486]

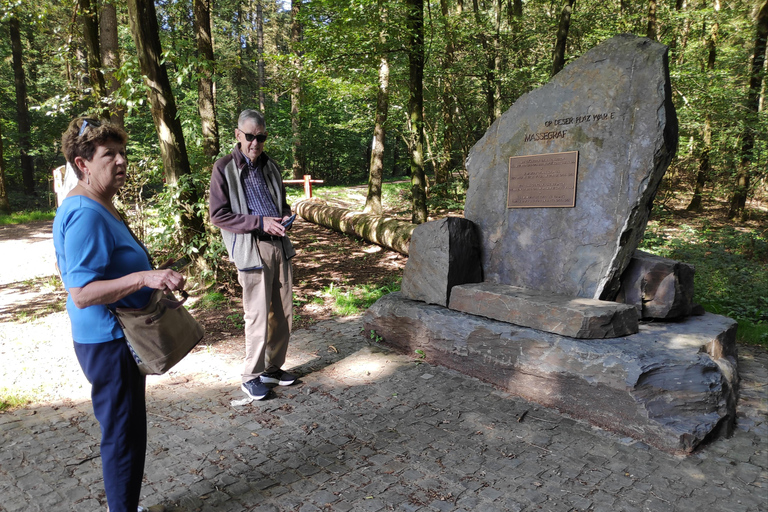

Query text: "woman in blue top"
[53, 117, 186, 512]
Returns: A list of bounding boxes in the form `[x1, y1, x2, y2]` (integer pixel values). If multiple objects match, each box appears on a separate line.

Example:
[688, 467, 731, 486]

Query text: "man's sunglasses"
[240, 131, 267, 143]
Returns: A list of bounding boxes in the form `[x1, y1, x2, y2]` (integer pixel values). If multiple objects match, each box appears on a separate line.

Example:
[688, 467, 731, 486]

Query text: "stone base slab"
[363, 292, 739, 455]
[449, 282, 639, 338]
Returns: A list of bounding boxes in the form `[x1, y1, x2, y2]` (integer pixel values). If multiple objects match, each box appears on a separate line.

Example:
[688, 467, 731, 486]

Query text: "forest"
[0, 0, 766, 277]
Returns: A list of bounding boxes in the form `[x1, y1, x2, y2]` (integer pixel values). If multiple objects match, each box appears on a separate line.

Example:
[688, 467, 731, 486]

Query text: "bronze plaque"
[507, 151, 579, 208]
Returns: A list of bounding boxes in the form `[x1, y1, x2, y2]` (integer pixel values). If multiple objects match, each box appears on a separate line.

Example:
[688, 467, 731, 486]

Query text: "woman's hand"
[142, 269, 186, 292]
[70, 269, 187, 308]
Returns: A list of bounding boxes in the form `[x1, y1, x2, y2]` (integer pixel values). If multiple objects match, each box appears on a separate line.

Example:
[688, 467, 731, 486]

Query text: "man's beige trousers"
[238, 239, 293, 383]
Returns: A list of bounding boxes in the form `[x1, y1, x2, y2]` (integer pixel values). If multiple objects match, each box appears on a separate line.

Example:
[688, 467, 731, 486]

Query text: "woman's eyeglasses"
[78, 118, 101, 137]
[240, 131, 267, 143]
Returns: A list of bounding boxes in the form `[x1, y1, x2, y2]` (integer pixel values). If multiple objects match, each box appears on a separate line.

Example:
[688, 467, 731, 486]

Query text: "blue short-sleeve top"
[53, 195, 153, 344]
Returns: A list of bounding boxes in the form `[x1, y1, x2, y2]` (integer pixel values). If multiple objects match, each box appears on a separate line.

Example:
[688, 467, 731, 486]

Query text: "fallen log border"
[295, 199, 416, 255]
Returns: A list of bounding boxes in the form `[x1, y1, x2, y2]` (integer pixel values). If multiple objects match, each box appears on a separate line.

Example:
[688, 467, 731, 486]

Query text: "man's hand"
[262, 217, 286, 236]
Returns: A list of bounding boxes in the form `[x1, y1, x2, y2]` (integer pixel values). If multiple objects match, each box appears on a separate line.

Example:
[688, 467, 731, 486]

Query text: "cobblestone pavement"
[1, 315, 766, 512]
[1, 222, 766, 511]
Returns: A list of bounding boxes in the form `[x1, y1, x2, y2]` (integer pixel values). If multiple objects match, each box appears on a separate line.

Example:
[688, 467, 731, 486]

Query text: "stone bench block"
[616, 250, 695, 320]
[449, 282, 639, 339]
[401, 217, 482, 307]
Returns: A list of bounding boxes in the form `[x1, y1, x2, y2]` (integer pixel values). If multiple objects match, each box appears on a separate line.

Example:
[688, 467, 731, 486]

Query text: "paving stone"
[1, 317, 766, 512]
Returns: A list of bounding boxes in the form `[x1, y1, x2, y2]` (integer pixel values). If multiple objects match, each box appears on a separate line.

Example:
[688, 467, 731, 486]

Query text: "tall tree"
[729, 0, 768, 218]
[9, 15, 35, 195]
[256, 0, 266, 112]
[646, 0, 658, 40]
[492, 0, 503, 121]
[435, 0, 456, 185]
[290, 0, 305, 180]
[406, 0, 428, 224]
[473, 0, 496, 127]
[100, 0, 124, 128]
[194, 0, 220, 162]
[78, 0, 108, 116]
[687, 0, 719, 212]
[0, 120, 10, 213]
[364, 1, 390, 215]
[552, 0, 575, 76]
[126, 0, 204, 244]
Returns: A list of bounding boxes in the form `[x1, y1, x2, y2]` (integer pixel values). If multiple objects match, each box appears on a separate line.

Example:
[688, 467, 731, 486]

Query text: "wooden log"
[295, 199, 416, 255]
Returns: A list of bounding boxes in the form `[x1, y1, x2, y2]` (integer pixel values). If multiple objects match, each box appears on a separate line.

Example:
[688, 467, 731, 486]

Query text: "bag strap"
[118, 212, 155, 269]
[160, 290, 190, 309]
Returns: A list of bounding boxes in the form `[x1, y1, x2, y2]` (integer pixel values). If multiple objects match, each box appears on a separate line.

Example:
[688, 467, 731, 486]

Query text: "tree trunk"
[677, 0, 691, 65]
[406, 0, 428, 224]
[256, 0, 266, 113]
[729, 0, 768, 218]
[365, 2, 390, 216]
[194, 0, 220, 162]
[126, 0, 204, 244]
[493, 0, 503, 121]
[296, 200, 416, 255]
[10, 16, 35, 196]
[667, 0, 683, 59]
[99, 1, 124, 128]
[79, 0, 108, 116]
[290, 1, 305, 180]
[436, 0, 455, 186]
[0, 120, 10, 214]
[473, 0, 496, 127]
[552, 0, 575, 77]
[687, 1, 718, 212]
[646, 0, 658, 40]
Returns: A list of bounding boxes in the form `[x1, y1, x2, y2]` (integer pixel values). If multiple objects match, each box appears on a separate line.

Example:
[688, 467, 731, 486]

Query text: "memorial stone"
[464, 34, 678, 300]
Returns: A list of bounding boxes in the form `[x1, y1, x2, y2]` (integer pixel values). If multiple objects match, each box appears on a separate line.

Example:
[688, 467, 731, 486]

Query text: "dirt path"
[0, 217, 408, 407]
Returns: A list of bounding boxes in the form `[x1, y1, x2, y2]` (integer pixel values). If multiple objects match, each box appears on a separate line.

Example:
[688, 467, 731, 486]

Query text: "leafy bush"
[641, 223, 767, 345]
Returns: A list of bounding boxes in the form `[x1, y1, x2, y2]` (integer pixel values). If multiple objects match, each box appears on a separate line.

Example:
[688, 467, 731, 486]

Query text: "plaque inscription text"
[507, 151, 579, 208]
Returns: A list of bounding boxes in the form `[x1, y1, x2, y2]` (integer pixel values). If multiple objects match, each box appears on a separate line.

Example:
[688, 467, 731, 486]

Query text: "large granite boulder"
[401, 217, 483, 307]
[464, 34, 678, 300]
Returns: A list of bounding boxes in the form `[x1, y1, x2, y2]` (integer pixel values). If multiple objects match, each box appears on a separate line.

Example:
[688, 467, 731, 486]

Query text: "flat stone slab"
[449, 282, 639, 339]
[364, 293, 739, 455]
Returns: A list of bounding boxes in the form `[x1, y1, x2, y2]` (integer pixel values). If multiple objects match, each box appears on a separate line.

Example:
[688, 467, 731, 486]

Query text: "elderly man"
[209, 109, 297, 400]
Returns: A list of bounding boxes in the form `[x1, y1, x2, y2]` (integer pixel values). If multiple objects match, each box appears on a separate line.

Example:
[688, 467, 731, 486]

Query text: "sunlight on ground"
[327, 347, 398, 385]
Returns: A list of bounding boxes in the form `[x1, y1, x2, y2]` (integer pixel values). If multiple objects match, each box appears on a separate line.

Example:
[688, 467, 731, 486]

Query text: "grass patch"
[195, 291, 228, 310]
[641, 223, 768, 347]
[287, 180, 412, 215]
[324, 278, 402, 316]
[0, 210, 56, 225]
[0, 388, 34, 412]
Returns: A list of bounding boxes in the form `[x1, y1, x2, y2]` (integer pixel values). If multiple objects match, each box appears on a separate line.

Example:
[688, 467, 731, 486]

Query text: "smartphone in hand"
[282, 213, 297, 228]
[168, 256, 191, 271]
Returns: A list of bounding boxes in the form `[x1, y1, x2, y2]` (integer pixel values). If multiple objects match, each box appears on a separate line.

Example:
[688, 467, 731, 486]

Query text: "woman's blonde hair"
[61, 117, 128, 179]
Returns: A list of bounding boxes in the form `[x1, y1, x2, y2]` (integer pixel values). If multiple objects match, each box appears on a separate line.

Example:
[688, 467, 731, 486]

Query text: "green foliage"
[195, 291, 228, 310]
[641, 223, 768, 345]
[0, 209, 55, 225]
[0, 388, 32, 412]
[323, 278, 401, 317]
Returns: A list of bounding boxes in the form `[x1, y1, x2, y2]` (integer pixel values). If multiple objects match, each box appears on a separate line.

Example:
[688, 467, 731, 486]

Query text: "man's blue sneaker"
[260, 369, 297, 386]
[241, 378, 270, 400]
